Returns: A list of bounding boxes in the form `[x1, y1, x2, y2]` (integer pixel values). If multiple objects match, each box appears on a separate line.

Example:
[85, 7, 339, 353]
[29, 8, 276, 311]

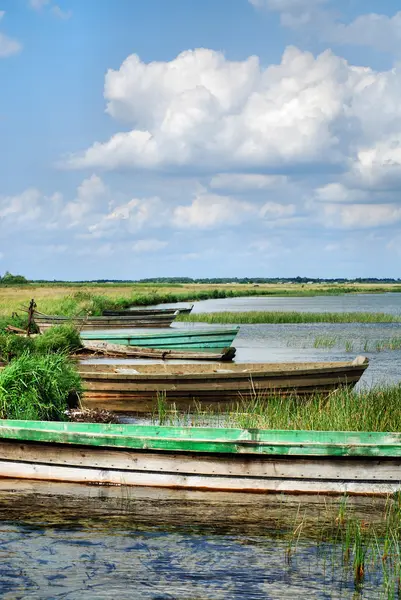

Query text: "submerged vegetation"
[179, 311, 401, 324]
[152, 384, 401, 433]
[0, 353, 81, 421]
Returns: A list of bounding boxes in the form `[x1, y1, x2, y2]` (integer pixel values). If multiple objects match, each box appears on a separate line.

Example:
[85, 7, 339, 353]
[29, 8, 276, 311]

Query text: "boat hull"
[80, 327, 240, 350]
[0, 420, 398, 496]
[80, 340, 236, 361]
[78, 357, 369, 413]
[102, 305, 193, 316]
[36, 313, 178, 331]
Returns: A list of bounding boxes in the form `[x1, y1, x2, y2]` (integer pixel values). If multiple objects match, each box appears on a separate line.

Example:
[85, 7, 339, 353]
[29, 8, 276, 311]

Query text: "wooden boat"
[78, 356, 369, 413]
[0, 418, 398, 495]
[102, 305, 193, 316]
[32, 309, 179, 331]
[80, 327, 240, 350]
[79, 340, 236, 361]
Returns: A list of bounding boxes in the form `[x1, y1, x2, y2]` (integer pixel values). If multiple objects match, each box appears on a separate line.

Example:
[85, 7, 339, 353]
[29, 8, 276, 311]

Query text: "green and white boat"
[0, 420, 399, 495]
[80, 327, 240, 351]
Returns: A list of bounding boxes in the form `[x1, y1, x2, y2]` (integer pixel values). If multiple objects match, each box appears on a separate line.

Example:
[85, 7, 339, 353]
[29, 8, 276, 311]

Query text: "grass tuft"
[0, 353, 81, 421]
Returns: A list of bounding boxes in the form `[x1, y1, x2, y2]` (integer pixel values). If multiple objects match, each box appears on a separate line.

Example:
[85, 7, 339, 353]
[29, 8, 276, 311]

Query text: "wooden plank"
[0, 459, 399, 494]
[2, 441, 401, 481]
[80, 341, 236, 361]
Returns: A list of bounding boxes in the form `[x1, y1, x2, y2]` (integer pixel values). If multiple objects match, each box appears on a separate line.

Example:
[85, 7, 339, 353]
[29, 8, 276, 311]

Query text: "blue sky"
[1, 0, 401, 279]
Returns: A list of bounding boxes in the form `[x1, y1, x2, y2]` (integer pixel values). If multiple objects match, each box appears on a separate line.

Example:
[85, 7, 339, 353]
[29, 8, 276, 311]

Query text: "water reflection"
[0, 482, 391, 599]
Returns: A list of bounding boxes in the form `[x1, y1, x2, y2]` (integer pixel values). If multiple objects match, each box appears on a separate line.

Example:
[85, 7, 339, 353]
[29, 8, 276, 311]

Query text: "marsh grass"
[306, 335, 401, 353]
[0, 353, 81, 420]
[2, 282, 401, 318]
[150, 385, 401, 433]
[284, 495, 401, 598]
[179, 311, 401, 324]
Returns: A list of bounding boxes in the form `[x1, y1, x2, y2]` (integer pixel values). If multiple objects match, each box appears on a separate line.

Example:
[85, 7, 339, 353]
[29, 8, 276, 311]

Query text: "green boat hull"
[0, 421, 399, 495]
[80, 327, 239, 351]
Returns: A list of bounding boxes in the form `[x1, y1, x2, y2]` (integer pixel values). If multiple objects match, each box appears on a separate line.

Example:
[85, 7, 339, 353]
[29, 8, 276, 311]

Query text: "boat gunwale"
[77, 360, 369, 381]
[0, 420, 399, 457]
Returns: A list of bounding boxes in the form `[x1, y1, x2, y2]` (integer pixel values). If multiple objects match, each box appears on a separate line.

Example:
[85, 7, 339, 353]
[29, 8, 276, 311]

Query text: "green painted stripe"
[0, 421, 400, 457]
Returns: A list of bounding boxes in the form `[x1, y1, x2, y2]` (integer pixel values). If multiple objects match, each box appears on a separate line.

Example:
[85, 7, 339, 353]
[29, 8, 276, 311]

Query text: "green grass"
[0, 353, 81, 421]
[0, 325, 82, 362]
[152, 384, 401, 433]
[178, 311, 401, 324]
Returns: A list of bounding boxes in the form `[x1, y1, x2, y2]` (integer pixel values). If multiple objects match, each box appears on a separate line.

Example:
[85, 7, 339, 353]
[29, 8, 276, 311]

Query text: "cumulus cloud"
[63, 174, 108, 225]
[64, 44, 401, 192]
[172, 191, 256, 229]
[0, 12, 22, 58]
[210, 173, 288, 191]
[250, 0, 401, 53]
[322, 203, 401, 229]
[66, 46, 368, 172]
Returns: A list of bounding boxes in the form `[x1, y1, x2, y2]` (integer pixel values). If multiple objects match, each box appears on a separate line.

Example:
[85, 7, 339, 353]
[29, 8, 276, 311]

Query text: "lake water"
[0, 481, 391, 599]
[160, 292, 401, 315]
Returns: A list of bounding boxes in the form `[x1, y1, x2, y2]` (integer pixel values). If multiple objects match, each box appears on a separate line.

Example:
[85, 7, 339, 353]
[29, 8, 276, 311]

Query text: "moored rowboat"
[78, 356, 369, 413]
[80, 340, 236, 361]
[102, 305, 193, 316]
[0, 419, 398, 495]
[33, 309, 179, 330]
[80, 327, 240, 350]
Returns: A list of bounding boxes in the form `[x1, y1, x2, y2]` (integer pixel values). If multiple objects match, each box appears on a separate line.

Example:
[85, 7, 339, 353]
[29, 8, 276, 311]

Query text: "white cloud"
[314, 183, 367, 203]
[30, 0, 72, 19]
[0, 13, 22, 58]
[87, 196, 169, 239]
[63, 174, 108, 225]
[172, 191, 255, 229]
[210, 173, 288, 191]
[260, 201, 296, 218]
[29, 0, 50, 9]
[250, 0, 401, 53]
[132, 239, 168, 253]
[66, 46, 365, 172]
[323, 203, 401, 229]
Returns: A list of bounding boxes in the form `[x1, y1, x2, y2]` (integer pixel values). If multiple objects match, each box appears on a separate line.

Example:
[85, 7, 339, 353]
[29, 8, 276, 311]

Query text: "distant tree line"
[0, 271, 28, 285]
[3, 274, 401, 285]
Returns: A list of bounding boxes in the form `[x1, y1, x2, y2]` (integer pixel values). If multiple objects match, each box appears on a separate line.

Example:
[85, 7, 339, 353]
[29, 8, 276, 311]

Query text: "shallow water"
[161, 292, 401, 315]
[0, 482, 392, 599]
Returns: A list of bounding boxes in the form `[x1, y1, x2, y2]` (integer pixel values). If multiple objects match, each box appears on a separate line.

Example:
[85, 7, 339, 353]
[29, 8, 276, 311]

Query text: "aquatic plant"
[178, 311, 401, 324]
[0, 353, 81, 421]
[152, 384, 401, 433]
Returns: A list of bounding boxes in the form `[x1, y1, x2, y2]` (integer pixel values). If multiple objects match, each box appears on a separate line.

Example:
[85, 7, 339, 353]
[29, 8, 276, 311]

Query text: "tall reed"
[179, 311, 401, 324]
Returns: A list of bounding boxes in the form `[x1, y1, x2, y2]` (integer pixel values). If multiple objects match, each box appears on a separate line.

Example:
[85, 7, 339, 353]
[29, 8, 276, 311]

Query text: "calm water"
[180, 292, 401, 315]
[0, 482, 390, 599]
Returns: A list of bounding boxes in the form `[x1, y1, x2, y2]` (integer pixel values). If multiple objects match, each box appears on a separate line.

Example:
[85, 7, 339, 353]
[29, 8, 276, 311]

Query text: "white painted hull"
[0, 441, 400, 496]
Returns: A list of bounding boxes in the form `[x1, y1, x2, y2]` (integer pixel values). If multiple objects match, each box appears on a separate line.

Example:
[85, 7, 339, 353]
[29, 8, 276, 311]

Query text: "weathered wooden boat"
[0, 419, 398, 495]
[80, 327, 240, 350]
[78, 356, 369, 413]
[32, 309, 179, 331]
[102, 305, 193, 316]
[79, 340, 236, 361]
